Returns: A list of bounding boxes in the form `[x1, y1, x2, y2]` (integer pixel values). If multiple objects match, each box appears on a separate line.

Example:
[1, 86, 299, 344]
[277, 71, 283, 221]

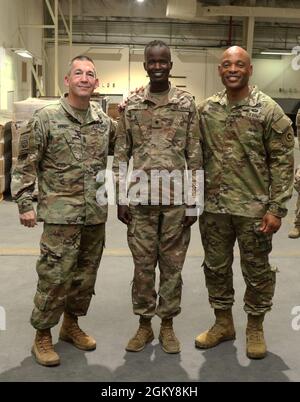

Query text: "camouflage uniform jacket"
[297, 109, 300, 146]
[198, 86, 294, 218]
[294, 109, 300, 193]
[113, 84, 203, 205]
[11, 95, 116, 224]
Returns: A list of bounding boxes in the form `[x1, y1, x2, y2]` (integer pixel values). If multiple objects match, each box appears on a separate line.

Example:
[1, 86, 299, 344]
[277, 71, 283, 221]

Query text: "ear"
[94, 77, 99, 89]
[218, 64, 222, 76]
[170, 61, 173, 71]
[249, 64, 253, 76]
[143, 62, 147, 71]
[64, 75, 70, 87]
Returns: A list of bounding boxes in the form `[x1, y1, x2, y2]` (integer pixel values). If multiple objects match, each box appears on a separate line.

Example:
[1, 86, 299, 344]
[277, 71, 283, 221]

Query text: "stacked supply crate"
[0, 122, 13, 201]
[0, 125, 4, 201]
[12, 97, 59, 174]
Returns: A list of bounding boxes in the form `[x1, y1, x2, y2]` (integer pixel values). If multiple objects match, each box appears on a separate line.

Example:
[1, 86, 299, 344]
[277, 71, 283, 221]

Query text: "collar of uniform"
[60, 94, 101, 124]
[142, 83, 178, 106]
[212, 85, 260, 107]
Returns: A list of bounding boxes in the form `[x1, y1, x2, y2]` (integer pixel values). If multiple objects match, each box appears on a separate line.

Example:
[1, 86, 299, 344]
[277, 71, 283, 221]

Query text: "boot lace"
[248, 331, 264, 343]
[37, 335, 53, 352]
[209, 322, 226, 336]
[68, 322, 88, 339]
[161, 327, 177, 343]
[134, 326, 151, 341]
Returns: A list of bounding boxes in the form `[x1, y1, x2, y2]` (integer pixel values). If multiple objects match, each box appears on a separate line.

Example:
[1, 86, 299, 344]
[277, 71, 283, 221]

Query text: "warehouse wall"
[46, 43, 300, 103]
[46, 44, 223, 101]
[0, 0, 43, 123]
[252, 56, 300, 99]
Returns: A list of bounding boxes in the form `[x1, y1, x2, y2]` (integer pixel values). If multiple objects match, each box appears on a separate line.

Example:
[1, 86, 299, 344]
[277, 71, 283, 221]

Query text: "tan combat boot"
[159, 318, 181, 354]
[288, 226, 300, 239]
[32, 329, 60, 367]
[195, 309, 235, 349]
[246, 314, 267, 359]
[126, 317, 154, 352]
[59, 312, 96, 351]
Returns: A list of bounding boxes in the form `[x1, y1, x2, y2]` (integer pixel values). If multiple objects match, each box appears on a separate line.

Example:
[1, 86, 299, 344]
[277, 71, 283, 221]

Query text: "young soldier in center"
[113, 40, 203, 354]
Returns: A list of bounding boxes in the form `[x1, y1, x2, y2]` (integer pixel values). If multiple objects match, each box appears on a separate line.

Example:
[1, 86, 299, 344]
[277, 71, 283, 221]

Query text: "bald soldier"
[195, 46, 294, 359]
[288, 109, 300, 238]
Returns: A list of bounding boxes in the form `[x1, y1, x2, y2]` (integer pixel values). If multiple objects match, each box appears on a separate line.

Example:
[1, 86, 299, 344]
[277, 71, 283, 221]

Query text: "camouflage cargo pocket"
[253, 222, 272, 253]
[33, 287, 65, 311]
[36, 243, 65, 285]
[33, 288, 49, 311]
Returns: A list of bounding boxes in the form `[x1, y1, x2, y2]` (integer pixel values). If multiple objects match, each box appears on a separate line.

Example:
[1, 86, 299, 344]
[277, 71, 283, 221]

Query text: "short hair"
[144, 40, 171, 59]
[67, 55, 97, 76]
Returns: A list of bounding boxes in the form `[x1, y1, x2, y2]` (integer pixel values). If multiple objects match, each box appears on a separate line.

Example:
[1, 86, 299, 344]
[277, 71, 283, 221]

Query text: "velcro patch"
[281, 130, 295, 148]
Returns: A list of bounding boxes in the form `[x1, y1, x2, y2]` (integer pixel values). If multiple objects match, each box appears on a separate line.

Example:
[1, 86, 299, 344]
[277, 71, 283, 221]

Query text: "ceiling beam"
[197, 5, 300, 19]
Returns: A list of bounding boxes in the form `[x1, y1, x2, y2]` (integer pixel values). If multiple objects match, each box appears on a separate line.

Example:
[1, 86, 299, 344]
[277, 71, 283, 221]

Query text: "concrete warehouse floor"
[0, 146, 300, 383]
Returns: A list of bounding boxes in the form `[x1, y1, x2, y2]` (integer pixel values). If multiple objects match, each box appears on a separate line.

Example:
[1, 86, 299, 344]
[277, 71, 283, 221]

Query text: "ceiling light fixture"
[11, 48, 33, 59]
[260, 50, 293, 56]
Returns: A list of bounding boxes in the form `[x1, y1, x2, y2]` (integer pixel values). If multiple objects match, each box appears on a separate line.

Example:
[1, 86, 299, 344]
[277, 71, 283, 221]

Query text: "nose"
[153, 61, 161, 70]
[229, 64, 238, 73]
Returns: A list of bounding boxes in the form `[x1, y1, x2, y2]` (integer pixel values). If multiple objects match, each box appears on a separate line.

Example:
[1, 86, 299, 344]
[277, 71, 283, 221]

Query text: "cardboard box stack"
[107, 103, 120, 120]
[0, 121, 13, 201]
[0, 124, 4, 201]
[12, 97, 59, 173]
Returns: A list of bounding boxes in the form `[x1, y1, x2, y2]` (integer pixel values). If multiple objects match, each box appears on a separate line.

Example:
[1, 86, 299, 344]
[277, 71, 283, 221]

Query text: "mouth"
[152, 72, 165, 78]
[226, 76, 240, 82]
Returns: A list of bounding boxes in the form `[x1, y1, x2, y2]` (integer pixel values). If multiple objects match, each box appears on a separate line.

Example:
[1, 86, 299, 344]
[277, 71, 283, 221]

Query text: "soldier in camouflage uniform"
[113, 40, 203, 354]
[288, 109, 300, 238]
[11, 55, 116, 366]
[195, 46, 294, 359]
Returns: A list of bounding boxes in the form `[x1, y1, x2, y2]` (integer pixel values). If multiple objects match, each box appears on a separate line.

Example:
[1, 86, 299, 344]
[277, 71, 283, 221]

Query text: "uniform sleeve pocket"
[271, 116, 294, 148]
[18, 129, 31, 157]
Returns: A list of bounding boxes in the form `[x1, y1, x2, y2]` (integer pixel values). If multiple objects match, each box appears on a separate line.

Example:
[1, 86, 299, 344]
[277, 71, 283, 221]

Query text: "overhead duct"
[166, 0, 197, 20]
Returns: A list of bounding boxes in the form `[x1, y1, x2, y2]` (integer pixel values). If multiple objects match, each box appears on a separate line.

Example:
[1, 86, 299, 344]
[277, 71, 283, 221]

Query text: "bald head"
[218, 45, 253, 99]
[221, 46, 251, 66]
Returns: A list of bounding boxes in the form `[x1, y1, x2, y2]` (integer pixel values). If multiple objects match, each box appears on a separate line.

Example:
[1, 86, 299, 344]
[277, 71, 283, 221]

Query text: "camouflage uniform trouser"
[294, 166, 300, 226]
[127, 205, 191, 320]
[31, 223, 105, 330]
[293, 195, 300, 227]
[199, 212, 275, 315]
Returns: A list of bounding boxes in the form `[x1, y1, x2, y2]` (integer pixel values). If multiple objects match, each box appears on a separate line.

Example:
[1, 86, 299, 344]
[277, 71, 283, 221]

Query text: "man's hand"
[183, 207, 198, 227]
[183, 215, 197, 227]
[118, 87, 144, 113]
[19, 210, 37, 228]
[117, 205, 131, 225]
[259, 213, 281, 234]
[117, 100, 127, 113]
